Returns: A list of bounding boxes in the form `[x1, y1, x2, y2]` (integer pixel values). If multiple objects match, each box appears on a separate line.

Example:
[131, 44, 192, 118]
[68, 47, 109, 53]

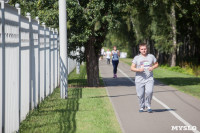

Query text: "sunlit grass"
[120, 58, 200, 99]
[19, 65, 121, 133]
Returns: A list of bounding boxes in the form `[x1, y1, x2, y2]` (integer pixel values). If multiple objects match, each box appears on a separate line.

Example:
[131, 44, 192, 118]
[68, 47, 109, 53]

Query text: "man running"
[111, 46, 120, 78]
[131, 43, 158, 113]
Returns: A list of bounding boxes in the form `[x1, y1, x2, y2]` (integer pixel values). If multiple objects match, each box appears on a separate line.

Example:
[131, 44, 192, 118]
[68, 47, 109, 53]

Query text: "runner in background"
[105, 49, 111, 64]
[131, 43, 158, 113]
[111, 46, 120, 78]
[100, 48, 105, 60]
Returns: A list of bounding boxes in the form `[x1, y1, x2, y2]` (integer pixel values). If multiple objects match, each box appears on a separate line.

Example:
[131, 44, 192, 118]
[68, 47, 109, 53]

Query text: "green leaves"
[8, 0, 200, 65]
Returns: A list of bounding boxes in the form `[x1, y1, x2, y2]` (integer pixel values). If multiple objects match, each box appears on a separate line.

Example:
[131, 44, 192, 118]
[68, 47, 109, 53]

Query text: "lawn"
[120, 58, 200, 99]
[19, 65, 121, 133]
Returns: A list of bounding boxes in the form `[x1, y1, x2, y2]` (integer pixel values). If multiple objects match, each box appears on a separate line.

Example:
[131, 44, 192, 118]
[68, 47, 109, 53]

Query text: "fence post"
[49, 27, 51, 95]
[15, 3, 21, 125]
[1, 1, 5, 132]
[55, 29, 59, 87]
[55, 29, 58, 88]
[57, 30, 60, 86]
[76, 47, 80, 74]
[36, 16, 40, 104]
[53, 28, 55, 90]
[26, 12, 34, 110]
[42, 22, 46, 98]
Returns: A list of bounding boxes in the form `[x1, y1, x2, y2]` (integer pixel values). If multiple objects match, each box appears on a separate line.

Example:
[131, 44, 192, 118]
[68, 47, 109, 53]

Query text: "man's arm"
[148, 62, 159, 71]
[131, 63, 144, 72]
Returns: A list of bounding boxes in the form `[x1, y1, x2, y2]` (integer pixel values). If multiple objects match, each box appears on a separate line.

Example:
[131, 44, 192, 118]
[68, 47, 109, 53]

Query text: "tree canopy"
[9, 0, 200, 86]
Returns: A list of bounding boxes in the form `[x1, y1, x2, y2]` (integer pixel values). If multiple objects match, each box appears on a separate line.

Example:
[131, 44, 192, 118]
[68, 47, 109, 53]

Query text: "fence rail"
[0, 2, 76, 133]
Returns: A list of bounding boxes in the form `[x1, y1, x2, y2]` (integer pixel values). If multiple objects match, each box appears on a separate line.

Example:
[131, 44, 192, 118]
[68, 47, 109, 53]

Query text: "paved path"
[99, 59, 200, 133]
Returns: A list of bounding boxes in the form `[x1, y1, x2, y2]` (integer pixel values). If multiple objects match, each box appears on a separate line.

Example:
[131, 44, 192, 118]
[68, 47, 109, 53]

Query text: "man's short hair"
[139, 43, 147, 48]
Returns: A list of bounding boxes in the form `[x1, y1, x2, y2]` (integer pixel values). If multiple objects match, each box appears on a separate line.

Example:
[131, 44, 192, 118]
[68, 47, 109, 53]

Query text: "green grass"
[119, 58, 133, 66]
[120, 58, 200, 99]
[19, 65, 121, 133]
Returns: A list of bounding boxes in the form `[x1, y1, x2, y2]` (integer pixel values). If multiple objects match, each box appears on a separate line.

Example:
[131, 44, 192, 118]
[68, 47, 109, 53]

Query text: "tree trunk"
[171, 3, 177, 67]
[130, 16, 139, 39]
[85, 37, 100, 87]
[146, 39, 150, 54]
[132, 47, 137, 57]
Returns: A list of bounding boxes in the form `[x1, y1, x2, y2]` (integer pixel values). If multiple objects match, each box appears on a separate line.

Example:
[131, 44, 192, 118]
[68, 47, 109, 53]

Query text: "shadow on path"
[152, 109, 176, 113]
[89, 89, 178, 99]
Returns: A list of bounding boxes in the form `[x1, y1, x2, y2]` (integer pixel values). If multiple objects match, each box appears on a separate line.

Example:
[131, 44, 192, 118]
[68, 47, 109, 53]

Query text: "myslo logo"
[171, 126, 197, 131]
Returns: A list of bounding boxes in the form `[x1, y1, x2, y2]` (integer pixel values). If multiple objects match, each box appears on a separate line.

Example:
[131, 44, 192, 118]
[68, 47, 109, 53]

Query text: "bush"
[160, 64, 200, 77]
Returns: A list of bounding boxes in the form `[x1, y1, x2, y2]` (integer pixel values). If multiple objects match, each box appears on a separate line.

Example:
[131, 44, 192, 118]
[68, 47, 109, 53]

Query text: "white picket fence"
[0, 2, 76, 133]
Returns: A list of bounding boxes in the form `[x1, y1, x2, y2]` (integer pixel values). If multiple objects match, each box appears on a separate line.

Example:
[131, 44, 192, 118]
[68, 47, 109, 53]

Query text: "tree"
[8, 0, 200, 82]
[67, 0, 124, 86]
[170, 2, 177, 66]
[9, 0, 38, 18]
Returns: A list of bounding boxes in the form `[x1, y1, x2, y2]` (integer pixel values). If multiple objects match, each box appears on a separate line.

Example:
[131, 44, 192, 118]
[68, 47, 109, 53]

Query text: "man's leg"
[145, 80, 154, 109]
[136, 83, 145, 110]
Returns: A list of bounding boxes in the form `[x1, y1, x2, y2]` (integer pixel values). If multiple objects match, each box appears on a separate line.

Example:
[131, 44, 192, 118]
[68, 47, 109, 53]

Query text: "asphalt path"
[99, 59, 200, 133]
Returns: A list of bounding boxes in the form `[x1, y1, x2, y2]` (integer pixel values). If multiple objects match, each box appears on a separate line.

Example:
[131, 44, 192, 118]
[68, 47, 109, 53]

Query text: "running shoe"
[147, 109, 152, 113]
[139, 108, 144, 112]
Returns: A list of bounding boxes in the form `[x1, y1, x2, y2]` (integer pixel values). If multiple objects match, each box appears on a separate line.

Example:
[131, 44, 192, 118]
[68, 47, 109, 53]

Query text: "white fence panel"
[68, 51, 77, 74]
[57, 39, 60, 86]
[54, 33, 58, 87]
[50, 30, 54, 93]
[4, 4, 19, 132]
[0, 5, 3, 133]
[45, 28, 50, 96]
[0, 2, 77, 133]
[20, 15, 30, 122]
[39, 25, 45, 101]
[31, 20, 39, 107]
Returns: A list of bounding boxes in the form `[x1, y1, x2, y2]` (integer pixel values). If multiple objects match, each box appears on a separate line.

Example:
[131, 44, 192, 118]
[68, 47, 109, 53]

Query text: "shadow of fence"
[59, 88, 82, 133]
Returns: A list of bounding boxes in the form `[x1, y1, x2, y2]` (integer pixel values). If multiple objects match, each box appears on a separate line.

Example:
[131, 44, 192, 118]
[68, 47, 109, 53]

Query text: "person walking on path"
[131, 43, 158, 113]
[100, 48, 105, 60]
[111, 46, 120, 78]
[105, 49, 111, 64]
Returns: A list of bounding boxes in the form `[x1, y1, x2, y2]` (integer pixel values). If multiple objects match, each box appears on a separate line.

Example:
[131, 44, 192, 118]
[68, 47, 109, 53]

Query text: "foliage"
[67, 0, 125, 62]
[9, 0, 38, 18]
[105, 0, 200, 66]
[8, 0, 200, 83]
[9, 0, 59, 28]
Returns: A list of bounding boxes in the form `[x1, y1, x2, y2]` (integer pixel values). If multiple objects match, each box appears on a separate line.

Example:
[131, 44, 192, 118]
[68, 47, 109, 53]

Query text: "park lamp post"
[59, 0, 68, 99]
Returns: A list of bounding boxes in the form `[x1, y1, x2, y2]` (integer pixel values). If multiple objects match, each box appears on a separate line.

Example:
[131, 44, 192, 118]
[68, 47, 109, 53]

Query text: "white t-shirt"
[101, 49, 104, 55]
[132, 54, 157, 83]
[106, 51, 111, 59]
